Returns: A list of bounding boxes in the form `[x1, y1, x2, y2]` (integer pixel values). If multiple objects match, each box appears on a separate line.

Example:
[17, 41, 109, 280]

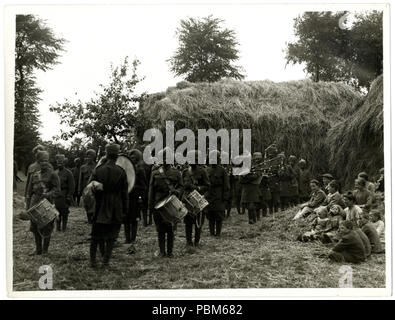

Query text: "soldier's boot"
[90, 240, 98, 268]
[252, 209, 257, 223]
[131, 221, 138, 243]
[185, 223, 193, 246]
[241, 205, 246, 215]
[167, 233, 174, 258]
[209, 220, 215, 236]
[148, 212, 153, 226]
[99, 240, 105, 257]
[103, 240, 115, 266]
[56, 218, 61, 231]
[142, 208, 148, 227]
[158, 232, 166, 257]
[34, 231, 43, 255]
[248, 209, 254, 224]
[194, 225, 202, 246]
[124, 223, 131, 244]
[256, 208, 261, 221]
[42, 236, 51, 254]
[62, 215, 68, 232]
[236, 204, 241, 215]
[215, 220, 223, 237]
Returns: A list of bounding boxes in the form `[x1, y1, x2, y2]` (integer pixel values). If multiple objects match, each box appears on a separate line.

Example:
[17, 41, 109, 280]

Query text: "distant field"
[12, 188, 385, 291]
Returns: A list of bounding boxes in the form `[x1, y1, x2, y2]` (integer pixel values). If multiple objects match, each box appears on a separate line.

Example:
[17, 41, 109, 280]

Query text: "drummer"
[25, 151, 60, 255]
[182, 150, 210, 248]
[148, 147, 184, 258]
[54, 154, 75, 232]
[206, 150, 230, 237]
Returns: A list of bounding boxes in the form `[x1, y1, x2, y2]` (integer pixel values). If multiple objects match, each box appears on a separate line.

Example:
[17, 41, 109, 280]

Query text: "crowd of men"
[22, 142, 385, 268]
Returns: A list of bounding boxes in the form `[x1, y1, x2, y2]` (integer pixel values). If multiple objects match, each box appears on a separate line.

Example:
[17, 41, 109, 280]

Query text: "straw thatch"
[327, 75, 383, 188]
[138, 79, 362, 176]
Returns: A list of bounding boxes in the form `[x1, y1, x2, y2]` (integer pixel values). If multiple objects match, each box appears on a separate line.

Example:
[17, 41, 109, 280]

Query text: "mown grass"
[12, 199, 385, 291]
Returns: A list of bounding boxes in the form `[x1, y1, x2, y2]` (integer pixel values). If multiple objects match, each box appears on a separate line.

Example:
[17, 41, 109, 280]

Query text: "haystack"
[327, 75, 383, 189]
[138, 79, 362, 175]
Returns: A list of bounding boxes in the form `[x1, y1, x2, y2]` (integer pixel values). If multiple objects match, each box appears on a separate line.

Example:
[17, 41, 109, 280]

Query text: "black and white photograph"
[3, 0, 391, 298]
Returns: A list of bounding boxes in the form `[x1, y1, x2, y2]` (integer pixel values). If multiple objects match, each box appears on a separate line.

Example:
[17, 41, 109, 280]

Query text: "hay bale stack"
[327, 75, 383, 189]
[138, 79, 361, 175]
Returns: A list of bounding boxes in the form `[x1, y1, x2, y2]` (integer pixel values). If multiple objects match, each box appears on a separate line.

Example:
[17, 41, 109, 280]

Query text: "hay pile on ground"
[138, 79, 361, 175]
[327, 75, 383, 188]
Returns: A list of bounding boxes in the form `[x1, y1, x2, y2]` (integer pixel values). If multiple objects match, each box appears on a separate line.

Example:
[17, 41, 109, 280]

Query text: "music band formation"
[23, 142, 385, 268]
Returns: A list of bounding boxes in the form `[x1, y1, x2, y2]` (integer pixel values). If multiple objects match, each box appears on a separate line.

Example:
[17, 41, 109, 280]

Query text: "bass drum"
[96, 154, 136, 193]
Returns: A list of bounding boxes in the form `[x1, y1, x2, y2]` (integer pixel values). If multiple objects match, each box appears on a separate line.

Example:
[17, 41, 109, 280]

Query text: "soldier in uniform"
[25, 151, 60, 255]
[89, 144, 128, 268]
[148, 147, 184, 258]
[182, 150, 210, 247]
[240, 153, 261, 224]
[71, 157, 82, 206]
[124, 149, 147, 244]
[25, 144, 46, 206]
[266, 145, 281, 213]
[297, 159, 312, 203]
[54, 154, 75, 232]
[79, 149, 97, 223]
[206, 150, 230, 236]
[288, 155, 300, 207]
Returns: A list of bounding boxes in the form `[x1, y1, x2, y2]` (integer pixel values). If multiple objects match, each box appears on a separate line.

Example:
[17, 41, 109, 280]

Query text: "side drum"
[154, 195, 188, 225]
[26, 198, 59, 229]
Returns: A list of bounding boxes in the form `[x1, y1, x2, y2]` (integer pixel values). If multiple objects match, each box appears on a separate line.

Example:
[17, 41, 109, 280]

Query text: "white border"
[2, 0, 393, 299]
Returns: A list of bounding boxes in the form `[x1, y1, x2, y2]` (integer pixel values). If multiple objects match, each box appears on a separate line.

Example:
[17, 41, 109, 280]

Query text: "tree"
[168, 15, 245, 82]
[285, 11, 382, 90]
[50, 57, 146, 148]
[15, 14, 65, 171]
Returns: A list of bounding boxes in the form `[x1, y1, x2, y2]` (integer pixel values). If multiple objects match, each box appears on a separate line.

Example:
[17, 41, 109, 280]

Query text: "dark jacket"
[128, 161, 147, 220]
[355, 228, 372, 257]
[26, 167, 60, 209]
[362, 222, 383, 253]
[332, 230, 366, 263]
[54, 167, 75, 209]
[240, 172, 261, 203]
[148, 165, 184, 212]
[78, 162, 96, 195]
[91, 160, 128, 225]
[182, 165, 210, 195]
[207, 165, 230, 211]
[298, 167, 312, 199]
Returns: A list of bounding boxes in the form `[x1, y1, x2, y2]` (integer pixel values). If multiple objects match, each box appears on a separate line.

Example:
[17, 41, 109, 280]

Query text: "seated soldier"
[358, 172, 376, 193]
[370, 209, 385, 246]
[293, 179, 326, 220]
[354, 225, 372, 258]
[328, 220, 366, 264]
[359, 211, 383, 253]
[321, 204, 345, 244]
[297, 206, 331, 242]
[353, 177, 374, 208]
[343, 191, 362, 228]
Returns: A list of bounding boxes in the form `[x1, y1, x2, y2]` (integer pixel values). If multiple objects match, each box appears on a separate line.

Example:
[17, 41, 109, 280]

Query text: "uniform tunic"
[331, 230, 366, 263]
[78, 162, 96, 195]
[298, 167, 312, 200]
[206, 165, 230, 220]
[54, 167, 75, 215]
[26, 168, 60, 234]
[127, 161, 147, 222]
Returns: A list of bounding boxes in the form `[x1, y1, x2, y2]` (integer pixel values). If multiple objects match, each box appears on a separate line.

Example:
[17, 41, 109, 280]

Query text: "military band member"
[26, 151, 60, 255]
[71, 157, 82, 206]
[148, 147, 184, 258]
[182, 150, 210, 247]
[25, 144, 46, 207]
[89, 144, 128, 268]
[79, 149, 97, 223]
[124, 149, 147, 244]
[266, 145, 281, 213]
[54, 154, 75, 232]
[206, 150, 230, 236]
[240, 153, 261, 224]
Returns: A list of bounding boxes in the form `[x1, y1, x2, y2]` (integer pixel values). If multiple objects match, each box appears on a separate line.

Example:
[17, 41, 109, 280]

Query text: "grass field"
[12, 189, 386, 291]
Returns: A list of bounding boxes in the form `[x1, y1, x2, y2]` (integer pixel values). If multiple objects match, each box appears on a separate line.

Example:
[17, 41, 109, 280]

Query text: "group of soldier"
[23, 141, 357, 268]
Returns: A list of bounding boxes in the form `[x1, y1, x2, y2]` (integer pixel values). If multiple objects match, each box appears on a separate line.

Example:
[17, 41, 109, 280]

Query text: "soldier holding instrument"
[182, 150, 210, 247]
[26, 151, 60, 255]
[148, 147, 184, 258]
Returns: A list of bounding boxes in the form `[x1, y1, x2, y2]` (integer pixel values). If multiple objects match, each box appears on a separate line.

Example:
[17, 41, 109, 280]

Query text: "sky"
[9, 3, 381, 142]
